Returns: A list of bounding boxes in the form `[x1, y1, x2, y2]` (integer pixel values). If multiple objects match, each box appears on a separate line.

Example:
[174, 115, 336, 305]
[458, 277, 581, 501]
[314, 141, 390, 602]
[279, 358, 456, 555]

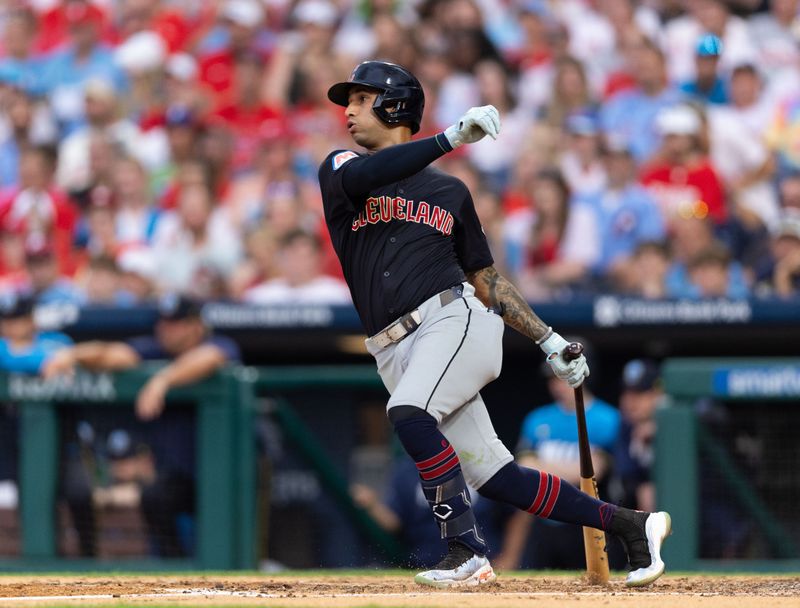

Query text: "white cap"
[83, 77, 116, 100]
[166, 52, 198, 81]
[656, 105, 701, 136]
[114, 31, 167, 74]
[117, 247, 158, 280]
[293, 0, 338, 27]
[221, 0, 265, 28]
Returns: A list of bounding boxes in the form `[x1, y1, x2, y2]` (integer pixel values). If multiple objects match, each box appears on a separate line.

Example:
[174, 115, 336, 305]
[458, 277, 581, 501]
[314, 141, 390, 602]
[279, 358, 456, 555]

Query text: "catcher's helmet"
[327, 61, 425, 134]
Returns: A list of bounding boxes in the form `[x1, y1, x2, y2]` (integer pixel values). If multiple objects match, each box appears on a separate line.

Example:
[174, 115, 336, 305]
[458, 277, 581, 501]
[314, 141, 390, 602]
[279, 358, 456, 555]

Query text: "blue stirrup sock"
[478, 462, 618, 530]
[391, 408, 487, 556]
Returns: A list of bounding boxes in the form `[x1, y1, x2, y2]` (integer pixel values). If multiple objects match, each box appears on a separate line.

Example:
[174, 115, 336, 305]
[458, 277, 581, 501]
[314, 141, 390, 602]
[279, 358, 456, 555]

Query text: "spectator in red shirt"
[112, 0, 200, 53]
[199, 0, 266, 107]
[33, 0, 109, 54]
[211, 49, 284, 172]
[640, 104, 727, 226]
[0, 221, 28, 291]
[0, 146, 78, 275]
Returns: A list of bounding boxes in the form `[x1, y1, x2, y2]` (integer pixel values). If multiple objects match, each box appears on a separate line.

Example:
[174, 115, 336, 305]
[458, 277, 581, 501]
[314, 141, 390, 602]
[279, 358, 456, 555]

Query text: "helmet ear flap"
[372, 90, 418, 132]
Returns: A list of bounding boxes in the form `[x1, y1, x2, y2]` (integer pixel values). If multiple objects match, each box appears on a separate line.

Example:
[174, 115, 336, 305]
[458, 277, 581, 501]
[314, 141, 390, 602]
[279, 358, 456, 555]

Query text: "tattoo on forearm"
[467, 267, 550, 342]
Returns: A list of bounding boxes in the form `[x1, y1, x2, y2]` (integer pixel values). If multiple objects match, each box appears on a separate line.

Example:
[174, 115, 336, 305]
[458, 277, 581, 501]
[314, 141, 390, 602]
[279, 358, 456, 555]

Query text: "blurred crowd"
[0, 0, 799, 307]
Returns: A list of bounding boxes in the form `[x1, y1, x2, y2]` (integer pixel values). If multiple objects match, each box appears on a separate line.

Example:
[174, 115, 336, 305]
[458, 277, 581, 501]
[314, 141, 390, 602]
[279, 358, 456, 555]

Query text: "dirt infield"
[0, 574, 798, 607]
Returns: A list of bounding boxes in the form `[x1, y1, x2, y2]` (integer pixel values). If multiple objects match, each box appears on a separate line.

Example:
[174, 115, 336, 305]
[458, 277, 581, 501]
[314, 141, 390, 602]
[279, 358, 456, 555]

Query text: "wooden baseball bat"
[563, 342, 610, 584]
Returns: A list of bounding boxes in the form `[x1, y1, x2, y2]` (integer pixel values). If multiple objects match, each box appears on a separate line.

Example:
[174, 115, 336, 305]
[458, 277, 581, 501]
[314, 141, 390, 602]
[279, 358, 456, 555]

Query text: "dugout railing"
[0, 365, 257, 571]
[657, 358, 800, 572]
[0, 364, 404, 571]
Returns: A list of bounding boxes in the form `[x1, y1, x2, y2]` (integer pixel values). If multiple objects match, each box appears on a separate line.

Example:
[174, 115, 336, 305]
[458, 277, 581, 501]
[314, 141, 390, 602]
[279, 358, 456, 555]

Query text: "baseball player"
[318, 60, 671, 588]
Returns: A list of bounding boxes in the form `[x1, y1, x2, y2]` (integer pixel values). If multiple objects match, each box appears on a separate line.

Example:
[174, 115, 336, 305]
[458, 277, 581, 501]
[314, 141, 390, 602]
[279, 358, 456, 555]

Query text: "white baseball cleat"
[414, 543, 497, 588]
[624, 511, 672, 587]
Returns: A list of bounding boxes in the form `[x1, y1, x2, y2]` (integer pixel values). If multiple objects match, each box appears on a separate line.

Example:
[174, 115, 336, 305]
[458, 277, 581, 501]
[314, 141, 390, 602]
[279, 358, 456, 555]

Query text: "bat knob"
[563, 342, 584, 362]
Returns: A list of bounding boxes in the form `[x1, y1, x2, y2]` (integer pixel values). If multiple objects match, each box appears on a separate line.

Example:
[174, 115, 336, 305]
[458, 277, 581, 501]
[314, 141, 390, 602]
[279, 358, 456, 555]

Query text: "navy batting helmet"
[327, 61, 425, 134]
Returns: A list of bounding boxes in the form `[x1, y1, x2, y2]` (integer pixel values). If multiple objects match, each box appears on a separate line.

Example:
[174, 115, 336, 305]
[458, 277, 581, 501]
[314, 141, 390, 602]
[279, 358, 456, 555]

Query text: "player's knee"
[387, 404, 431, 425]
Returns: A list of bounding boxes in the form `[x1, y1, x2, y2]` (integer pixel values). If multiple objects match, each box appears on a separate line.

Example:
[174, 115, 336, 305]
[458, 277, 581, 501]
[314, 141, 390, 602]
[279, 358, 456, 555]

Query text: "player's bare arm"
[467, 265, 589, 388]
[466, 266, 550, 342]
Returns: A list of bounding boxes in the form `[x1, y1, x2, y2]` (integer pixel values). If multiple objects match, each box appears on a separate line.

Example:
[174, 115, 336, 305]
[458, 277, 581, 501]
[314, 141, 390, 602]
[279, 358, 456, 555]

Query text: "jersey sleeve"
[204, 334, 242, 363]
[318, 150, 361, 217]
[453, 185, 494, 273]
[126, 335, 167, 360]
[319, 135, 454, 204]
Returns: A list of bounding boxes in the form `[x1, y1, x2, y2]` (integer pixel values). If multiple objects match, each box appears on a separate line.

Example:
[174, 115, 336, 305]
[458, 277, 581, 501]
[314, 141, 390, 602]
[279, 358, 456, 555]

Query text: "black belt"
[370, 285, 464, 348]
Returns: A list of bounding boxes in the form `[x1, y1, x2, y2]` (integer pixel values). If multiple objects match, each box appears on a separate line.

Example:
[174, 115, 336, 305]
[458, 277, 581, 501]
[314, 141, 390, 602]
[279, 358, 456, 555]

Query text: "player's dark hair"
[531, 168, 571, 248]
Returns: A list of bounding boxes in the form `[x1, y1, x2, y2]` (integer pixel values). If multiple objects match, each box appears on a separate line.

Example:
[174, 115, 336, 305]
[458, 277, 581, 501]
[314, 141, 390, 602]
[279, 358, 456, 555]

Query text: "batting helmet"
[327, 61, 425, 134]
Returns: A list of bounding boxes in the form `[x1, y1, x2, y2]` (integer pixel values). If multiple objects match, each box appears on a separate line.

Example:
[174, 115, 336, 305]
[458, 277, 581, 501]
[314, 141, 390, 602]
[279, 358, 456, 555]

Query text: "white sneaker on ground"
[624, 511, 672, 587]
[414, 542, 497, 588]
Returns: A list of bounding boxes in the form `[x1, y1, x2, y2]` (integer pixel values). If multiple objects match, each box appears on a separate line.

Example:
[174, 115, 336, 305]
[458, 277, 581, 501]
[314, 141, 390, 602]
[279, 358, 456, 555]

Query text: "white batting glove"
[539, 330, 590, 389]
[443, 105, 500, 148]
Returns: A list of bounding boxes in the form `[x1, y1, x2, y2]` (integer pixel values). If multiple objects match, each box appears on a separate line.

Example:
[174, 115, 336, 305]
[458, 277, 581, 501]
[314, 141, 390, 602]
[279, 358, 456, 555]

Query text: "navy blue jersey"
[318, 147, 493, 335]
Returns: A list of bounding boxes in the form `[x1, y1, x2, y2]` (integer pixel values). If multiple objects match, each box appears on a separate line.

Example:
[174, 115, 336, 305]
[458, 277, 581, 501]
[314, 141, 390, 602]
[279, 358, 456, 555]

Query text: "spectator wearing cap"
[163, 53, 206, 111]
[243, 229, 350, 304]
[40, 1, 127, 135]
[614, 359, 663, 512]
[55, 77, 144, 194]
[753, 211, 800, 298]
[679, 34, 729, 105]
[558, 112, 607, 196]
[0, 145, 79, 275]
[493, 341, 622, 571]
[640, 104, 727, 226]
[43, 294, 241, 420]
[63, 424, 196, 558]
[0, 292, 72, 374]
[198, 0, 267, 107]
[145, 105, 206, 200]
[576, 136, 665, 288]
[116, 247, 158, 303]
[599, 39, 685, 163]
[663, 0, 758, 84]
[113, 30, 169, 140]
[708, 63, 779, 232]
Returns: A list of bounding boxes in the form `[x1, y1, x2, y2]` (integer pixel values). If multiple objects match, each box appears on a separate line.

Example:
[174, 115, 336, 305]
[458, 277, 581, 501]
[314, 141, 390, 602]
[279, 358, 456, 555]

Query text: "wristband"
[535, 326, 553, 345]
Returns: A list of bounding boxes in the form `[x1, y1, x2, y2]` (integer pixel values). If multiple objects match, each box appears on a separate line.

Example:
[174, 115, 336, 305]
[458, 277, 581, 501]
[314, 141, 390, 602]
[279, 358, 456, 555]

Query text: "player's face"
[345, 86, 392, 149]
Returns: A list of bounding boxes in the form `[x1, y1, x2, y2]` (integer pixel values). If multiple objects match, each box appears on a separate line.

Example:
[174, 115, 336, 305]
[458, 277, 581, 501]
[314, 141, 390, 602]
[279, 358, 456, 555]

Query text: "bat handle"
[562, 342, 584, 362]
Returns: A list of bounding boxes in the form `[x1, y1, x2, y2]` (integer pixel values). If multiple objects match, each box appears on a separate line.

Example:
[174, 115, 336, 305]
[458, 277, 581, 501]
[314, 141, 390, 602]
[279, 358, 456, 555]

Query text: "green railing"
[656, 358, 800, 572]
[0, 365, 256, 571]
[0, 364, 403, 571]
[254, 365, 406, 563]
